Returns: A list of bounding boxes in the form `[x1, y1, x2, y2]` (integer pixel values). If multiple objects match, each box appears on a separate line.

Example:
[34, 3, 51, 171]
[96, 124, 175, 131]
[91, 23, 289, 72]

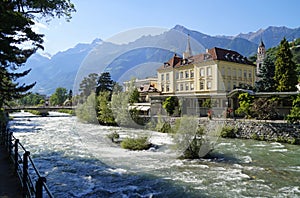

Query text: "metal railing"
[1, 122, 54, 198]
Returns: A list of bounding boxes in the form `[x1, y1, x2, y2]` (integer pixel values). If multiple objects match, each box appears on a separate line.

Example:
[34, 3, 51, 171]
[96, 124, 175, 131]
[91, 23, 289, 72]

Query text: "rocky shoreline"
[224, 119, 300, 144]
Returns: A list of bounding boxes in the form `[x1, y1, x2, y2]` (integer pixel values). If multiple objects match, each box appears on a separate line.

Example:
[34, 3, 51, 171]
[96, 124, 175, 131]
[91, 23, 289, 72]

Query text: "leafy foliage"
[274, 38, 298, 91]
[76, 93, 98, 124]
[173, 116, 213, 159]
[121, 136, 151, 151]
[235, 93, 254, 118]
[255, 55, 276, 92]
[79, 73, 98, 102]
[129, 88, 140, 104]
[220, 125, 237, 138]
[50, 87, 68, 106]
[18, 93, 45, 106]
[97, 91, 116, 125]
[251, 98, 279, 120]
[162, 96, 178, 116]
[287, 94, 300, 124]
[0, 0, 75, 108]
[107, 131, 120, 143]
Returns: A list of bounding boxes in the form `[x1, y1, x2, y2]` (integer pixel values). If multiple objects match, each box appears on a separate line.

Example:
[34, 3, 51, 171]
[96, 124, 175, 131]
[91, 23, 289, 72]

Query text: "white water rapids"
[9, 112, 300, 197]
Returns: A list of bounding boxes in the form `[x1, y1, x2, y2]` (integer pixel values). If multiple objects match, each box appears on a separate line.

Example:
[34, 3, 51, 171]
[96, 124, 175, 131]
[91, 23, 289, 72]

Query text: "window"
[244, 70, 247, 78]
[190, 70, 194, 78]
[200, 81, 204, 90]
[161, 84, 164, 92]
[185, 71, 189, 78]
[233, 69, 237, 77]
[175, 72, 179, 79]
[227, 81, 231, 91]
[238, 69, 242, 78]
[166, 73, 169, 81]
[180, 72, 183, 79]
[248, 71, 252, 78]
[176, 84, 179, 91]
[221, 67, 225, 76]
[180, 83, 183, 91]
[227, 68, 231, 76]
[161, 74, 164, 81]
[166, 84, 170, 92]
[200, 68, 205, 77]
[207, 81, 212, 89]
[207, 67, 212, 76]
[190, 83, 194, 90]
[185, 83, 189, 91]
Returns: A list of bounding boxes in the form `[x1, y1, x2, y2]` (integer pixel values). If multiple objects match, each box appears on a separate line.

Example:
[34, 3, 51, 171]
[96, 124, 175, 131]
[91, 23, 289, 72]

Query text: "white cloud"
[32, 21, 49, 33]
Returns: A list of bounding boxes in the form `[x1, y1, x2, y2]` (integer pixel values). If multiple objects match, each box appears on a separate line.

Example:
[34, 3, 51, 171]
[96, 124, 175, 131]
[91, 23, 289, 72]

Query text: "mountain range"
[19, 25, 300, 95]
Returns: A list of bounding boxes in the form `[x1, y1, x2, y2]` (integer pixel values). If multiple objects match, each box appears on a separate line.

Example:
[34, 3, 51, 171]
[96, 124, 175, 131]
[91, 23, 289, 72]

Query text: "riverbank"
[222, 119, 300, 144]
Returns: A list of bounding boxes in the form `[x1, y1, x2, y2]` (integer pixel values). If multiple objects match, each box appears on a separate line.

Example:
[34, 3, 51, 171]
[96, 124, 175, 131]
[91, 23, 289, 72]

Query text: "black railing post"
[8, 132, 13, 155]
[14, 139, 19, 172]
[22, 151, 30, 197]
[36, 177, 46, 198]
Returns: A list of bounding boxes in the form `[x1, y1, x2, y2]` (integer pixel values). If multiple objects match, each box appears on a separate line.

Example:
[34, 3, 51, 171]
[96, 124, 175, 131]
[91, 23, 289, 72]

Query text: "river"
[8, 112, 300, 197]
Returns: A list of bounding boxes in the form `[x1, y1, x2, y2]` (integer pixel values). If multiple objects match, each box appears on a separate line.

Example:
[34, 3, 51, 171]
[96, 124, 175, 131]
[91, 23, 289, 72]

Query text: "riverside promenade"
[0, 145, 21, 198]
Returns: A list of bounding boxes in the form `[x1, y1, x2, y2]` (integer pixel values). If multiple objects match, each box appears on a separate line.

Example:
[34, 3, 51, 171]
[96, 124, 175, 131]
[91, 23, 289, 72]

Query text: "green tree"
[96, 72, 114, 96]
[256, 55, 276, 92]
[287, 94, 300, 124]
[251, 97, 278, 120]
[50, 87, 68, 106]
[18, 93, 45, 106]
[129, 88, 139, 104]
[235, 92, 254, 118]
[76, 93, 98, 124]
[274, 38, 298, 92]
[162, 96, 177, 116]
[0, 0, 75, 108]
[79, 73, 98, 100]
[173, 116, 213, 159]
[97, 91, 115, 125]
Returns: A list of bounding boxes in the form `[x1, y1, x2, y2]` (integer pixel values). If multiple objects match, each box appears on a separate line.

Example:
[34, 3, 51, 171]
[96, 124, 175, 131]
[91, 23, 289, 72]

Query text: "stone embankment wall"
[225, 120, 300, 144]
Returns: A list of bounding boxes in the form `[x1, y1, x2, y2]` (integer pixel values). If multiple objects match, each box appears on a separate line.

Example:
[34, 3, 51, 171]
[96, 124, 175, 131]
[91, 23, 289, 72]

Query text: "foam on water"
[8, 112, 300, 197]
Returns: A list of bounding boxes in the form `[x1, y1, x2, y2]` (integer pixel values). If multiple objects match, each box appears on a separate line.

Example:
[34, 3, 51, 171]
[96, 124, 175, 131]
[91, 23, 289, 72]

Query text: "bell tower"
[183, 34, 192, 59]
[256, 39, 266, 78]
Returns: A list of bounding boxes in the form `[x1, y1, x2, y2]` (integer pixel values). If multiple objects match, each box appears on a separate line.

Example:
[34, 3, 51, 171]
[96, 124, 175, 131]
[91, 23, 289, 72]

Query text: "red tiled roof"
[158, 47, 254, 71]
[207, 47, 254, 65]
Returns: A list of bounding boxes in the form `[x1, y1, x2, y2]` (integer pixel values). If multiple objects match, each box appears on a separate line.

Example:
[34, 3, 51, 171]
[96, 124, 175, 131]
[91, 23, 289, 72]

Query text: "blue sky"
[37, 0, 300, 55]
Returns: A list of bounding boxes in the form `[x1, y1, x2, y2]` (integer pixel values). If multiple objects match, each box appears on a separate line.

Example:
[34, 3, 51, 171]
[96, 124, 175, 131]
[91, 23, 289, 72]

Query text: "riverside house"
[152, 43, 256, 117]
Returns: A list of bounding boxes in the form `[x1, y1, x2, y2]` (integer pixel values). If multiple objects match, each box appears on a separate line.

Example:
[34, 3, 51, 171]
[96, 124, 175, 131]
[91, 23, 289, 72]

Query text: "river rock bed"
[225, 120, 300, 144]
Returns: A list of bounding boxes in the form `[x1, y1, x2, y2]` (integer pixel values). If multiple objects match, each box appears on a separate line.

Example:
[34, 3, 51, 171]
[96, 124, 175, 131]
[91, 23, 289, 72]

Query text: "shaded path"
[0, 145, 21, 198]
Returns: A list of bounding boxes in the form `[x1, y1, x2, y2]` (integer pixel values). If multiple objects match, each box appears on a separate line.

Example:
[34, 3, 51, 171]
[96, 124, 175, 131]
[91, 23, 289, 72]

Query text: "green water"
[10, 113, 300, 197]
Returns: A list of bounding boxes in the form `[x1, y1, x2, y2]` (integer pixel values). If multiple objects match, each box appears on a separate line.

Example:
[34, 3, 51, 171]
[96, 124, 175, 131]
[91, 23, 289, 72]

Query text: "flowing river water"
[8, 112, 300, 197]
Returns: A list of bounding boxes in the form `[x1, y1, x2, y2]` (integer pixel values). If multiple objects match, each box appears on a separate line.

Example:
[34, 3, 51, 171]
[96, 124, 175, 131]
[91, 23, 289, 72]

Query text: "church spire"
[256, 38, 266, 80]
[183, 34, 192, 59]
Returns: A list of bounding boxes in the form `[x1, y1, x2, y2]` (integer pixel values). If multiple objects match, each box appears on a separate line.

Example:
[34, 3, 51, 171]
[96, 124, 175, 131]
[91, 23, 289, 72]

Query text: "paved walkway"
[0, 145, 22, 198]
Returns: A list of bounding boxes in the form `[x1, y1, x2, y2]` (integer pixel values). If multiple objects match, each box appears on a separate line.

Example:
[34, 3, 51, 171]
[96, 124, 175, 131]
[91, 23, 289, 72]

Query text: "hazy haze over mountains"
[20, 25, 300, 95]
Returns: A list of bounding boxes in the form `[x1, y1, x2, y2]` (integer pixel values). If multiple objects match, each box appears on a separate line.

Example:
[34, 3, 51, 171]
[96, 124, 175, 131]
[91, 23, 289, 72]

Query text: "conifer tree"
[255, 55, 276, 92]
[96, 72, 114, 96]
[0, 0, 75, 108]
[274, 38, 298, 91]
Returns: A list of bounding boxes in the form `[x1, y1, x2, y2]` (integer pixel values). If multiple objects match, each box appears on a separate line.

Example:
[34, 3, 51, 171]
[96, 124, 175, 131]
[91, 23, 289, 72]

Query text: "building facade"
[155, 47, 256, 116]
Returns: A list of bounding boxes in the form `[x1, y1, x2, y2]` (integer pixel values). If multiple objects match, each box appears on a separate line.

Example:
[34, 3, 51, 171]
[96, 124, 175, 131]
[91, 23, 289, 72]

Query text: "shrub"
[107, 131, 120, 143]
[220, 125, 237, 138]
[58, 109, 75, 115]
[121, 136, 151, 151]
[173, 115, 214, 159]
[159, 122, 173, 133]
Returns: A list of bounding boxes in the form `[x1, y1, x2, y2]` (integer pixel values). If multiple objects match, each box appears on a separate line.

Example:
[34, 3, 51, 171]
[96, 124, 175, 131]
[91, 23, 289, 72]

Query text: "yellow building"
[156, 47, 256, 116]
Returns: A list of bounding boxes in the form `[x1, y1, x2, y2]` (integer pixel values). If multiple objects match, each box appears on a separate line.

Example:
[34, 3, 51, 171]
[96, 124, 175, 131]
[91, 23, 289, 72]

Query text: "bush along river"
[8, 112, 300, 197]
